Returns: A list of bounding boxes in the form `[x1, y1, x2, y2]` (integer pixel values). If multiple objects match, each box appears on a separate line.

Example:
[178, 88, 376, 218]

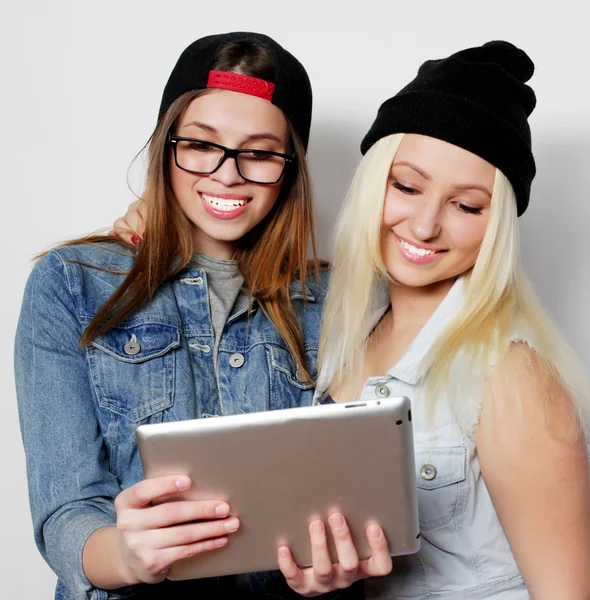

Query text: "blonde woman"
[112, 41, 590, 598]
[298, 41, 590, 599]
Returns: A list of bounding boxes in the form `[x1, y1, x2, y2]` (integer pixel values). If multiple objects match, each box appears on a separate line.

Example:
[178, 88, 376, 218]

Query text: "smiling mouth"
[201, 193, 251, 212]
[398, 238, 442, 257]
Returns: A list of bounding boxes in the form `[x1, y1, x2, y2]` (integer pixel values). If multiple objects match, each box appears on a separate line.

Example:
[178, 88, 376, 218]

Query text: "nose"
[208, 155, 246, 187]
[409, 194, 442, 241]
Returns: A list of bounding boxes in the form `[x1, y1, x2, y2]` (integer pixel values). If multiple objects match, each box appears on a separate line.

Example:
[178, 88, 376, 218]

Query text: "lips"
[199, 192, 252, 220]
[394, 233, 447, 264]
[201, 192, 250, 211]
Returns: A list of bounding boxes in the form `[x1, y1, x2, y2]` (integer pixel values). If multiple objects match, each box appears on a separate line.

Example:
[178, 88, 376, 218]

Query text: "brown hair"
[56, 41, 322, 382]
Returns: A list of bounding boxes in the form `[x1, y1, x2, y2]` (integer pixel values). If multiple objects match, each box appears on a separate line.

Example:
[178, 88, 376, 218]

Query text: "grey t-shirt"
[191, 253, 250, 371]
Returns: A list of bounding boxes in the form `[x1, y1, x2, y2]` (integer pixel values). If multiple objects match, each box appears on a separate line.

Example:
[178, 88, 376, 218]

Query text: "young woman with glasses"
[15, 32, 389, 600]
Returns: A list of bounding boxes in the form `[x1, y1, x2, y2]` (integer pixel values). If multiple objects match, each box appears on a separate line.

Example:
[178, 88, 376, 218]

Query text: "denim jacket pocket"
[267, 344, 317, 409]
[88, 322, 180, 423]
[414, 446, 467, 531]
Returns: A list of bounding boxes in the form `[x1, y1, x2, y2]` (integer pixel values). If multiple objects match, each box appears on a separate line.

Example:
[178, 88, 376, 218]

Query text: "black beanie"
[361, 41, 536, 216]
[159, 32, 313, 150]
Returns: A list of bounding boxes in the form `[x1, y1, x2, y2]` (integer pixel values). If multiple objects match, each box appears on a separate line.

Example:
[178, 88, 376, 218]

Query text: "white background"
[2, 1, 589, 597]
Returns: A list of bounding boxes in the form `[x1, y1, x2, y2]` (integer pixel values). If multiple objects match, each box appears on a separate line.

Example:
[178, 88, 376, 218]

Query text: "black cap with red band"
[159, 32, 313, 150]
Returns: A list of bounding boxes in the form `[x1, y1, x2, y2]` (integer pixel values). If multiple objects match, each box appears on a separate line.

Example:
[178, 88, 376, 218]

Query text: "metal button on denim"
[123, 336, 141, 356]
[229, 353, 245, 368]
[420, 464, 437, 481]
[375, 384, 390, 398]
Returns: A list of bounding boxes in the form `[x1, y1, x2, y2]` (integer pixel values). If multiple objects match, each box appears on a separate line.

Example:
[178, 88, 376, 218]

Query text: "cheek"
[169, 165, 203, 208]
[449, 217, 488, 257]
[169, 160, 189, 196]
[256, 182, 282, 212]
[382, 190, 409, 227]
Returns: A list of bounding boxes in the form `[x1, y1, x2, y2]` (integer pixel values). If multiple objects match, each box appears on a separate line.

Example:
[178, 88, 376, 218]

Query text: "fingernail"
[278, 547, 289, 560]
[310, 520, 324, 535]
[368, 525, 382, 541]
[175, 476, 190, 491]
[216, 503, 230, 517]
[215, 537, 228, 547]
[140, 232, 145, 239]
[130, 235, 139, 245]
[330, 513, 345, 530]
[224, 518, 240, 532]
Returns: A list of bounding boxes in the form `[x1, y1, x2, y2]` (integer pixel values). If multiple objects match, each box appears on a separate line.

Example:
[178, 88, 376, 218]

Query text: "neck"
[193, 231, 236, 260]
[388, 277, 456, 328]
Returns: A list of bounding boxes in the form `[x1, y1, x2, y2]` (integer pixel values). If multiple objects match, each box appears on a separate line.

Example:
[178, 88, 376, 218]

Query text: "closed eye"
[244, 150, 275, 161]
[187, 141, 215, 152]
[392, 180, 419, 195]
[457, 203, 483, 215]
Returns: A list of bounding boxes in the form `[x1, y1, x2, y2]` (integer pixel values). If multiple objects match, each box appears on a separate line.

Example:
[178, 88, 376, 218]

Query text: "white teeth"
[399, 239, 438, 256]
[202, 194, 247, 211]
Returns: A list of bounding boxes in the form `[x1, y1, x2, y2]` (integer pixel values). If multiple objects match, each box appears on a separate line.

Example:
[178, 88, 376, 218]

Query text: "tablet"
[136, 396, 419, 580]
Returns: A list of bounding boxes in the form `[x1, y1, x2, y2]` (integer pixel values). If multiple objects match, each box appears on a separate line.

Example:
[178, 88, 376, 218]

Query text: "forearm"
[83, 526, 140, 589]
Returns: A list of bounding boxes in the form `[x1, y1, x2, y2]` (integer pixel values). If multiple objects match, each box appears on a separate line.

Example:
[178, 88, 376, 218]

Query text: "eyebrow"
[453, 183, 492, 198]
[181, 120, 284, 144]
[392, 161, 492, 198]
[392, 161, 432, 180]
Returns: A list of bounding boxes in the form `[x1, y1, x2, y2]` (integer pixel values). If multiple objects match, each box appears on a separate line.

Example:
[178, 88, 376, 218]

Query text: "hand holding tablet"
[136, 396, 419, 581]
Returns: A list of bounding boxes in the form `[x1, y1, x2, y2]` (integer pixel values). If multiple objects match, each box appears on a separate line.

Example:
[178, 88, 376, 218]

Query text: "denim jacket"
[314, 277, 532, 599]
[15, 243, 328, 600]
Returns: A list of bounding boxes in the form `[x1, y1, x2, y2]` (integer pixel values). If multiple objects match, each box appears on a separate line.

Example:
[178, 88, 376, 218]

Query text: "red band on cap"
[206, 70, 275, 101]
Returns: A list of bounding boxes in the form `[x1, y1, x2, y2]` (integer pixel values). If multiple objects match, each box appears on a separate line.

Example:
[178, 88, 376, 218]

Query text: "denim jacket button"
[375, 384, 390, 398]
[123, 336, 141, 356]
[229, 353, 245, 368]
[420, 464, 437, 481]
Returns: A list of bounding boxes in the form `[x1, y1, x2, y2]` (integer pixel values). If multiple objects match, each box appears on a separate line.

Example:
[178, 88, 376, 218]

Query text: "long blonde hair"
[319, 134, 589, 438]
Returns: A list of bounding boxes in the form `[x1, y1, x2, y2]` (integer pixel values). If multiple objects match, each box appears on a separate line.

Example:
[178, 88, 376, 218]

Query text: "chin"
[203, 224, 251, 241]
[386, 264, 447, 289]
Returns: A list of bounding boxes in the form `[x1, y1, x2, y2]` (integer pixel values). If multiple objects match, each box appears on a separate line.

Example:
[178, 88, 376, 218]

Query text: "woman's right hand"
[112, 199, 147, 245]
[115, 475, 239, 584]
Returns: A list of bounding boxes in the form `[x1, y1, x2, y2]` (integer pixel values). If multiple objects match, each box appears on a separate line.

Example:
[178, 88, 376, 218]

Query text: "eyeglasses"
[168, 134, 295, 184]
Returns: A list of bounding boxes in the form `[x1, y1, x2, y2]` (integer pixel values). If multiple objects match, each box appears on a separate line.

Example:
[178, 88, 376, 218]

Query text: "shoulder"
[46, 241, 136, 272]
[480, 342, 582, 447]
[489, 342, 563, 402]
[297, 266, 331, 302]
[26, 242, 136, 318]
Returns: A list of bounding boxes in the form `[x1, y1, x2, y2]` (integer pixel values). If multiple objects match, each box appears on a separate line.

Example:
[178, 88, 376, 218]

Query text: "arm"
[15, 251, 124, 599]
[16, 252, 240, 595]
[84, 475, 236, 587]
[477, 343, 590, 600]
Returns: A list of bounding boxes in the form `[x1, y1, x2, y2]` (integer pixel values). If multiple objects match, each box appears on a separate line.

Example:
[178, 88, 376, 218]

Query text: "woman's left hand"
[277, 513, 392, 597]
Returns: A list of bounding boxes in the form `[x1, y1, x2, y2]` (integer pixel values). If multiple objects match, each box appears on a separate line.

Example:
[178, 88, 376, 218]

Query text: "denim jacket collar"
[178, 266, 316, 302]
[314, 276, 465, 399]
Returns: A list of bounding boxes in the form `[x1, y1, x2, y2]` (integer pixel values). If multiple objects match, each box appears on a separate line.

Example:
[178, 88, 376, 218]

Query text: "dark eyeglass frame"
[167, 133, 296, 184]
